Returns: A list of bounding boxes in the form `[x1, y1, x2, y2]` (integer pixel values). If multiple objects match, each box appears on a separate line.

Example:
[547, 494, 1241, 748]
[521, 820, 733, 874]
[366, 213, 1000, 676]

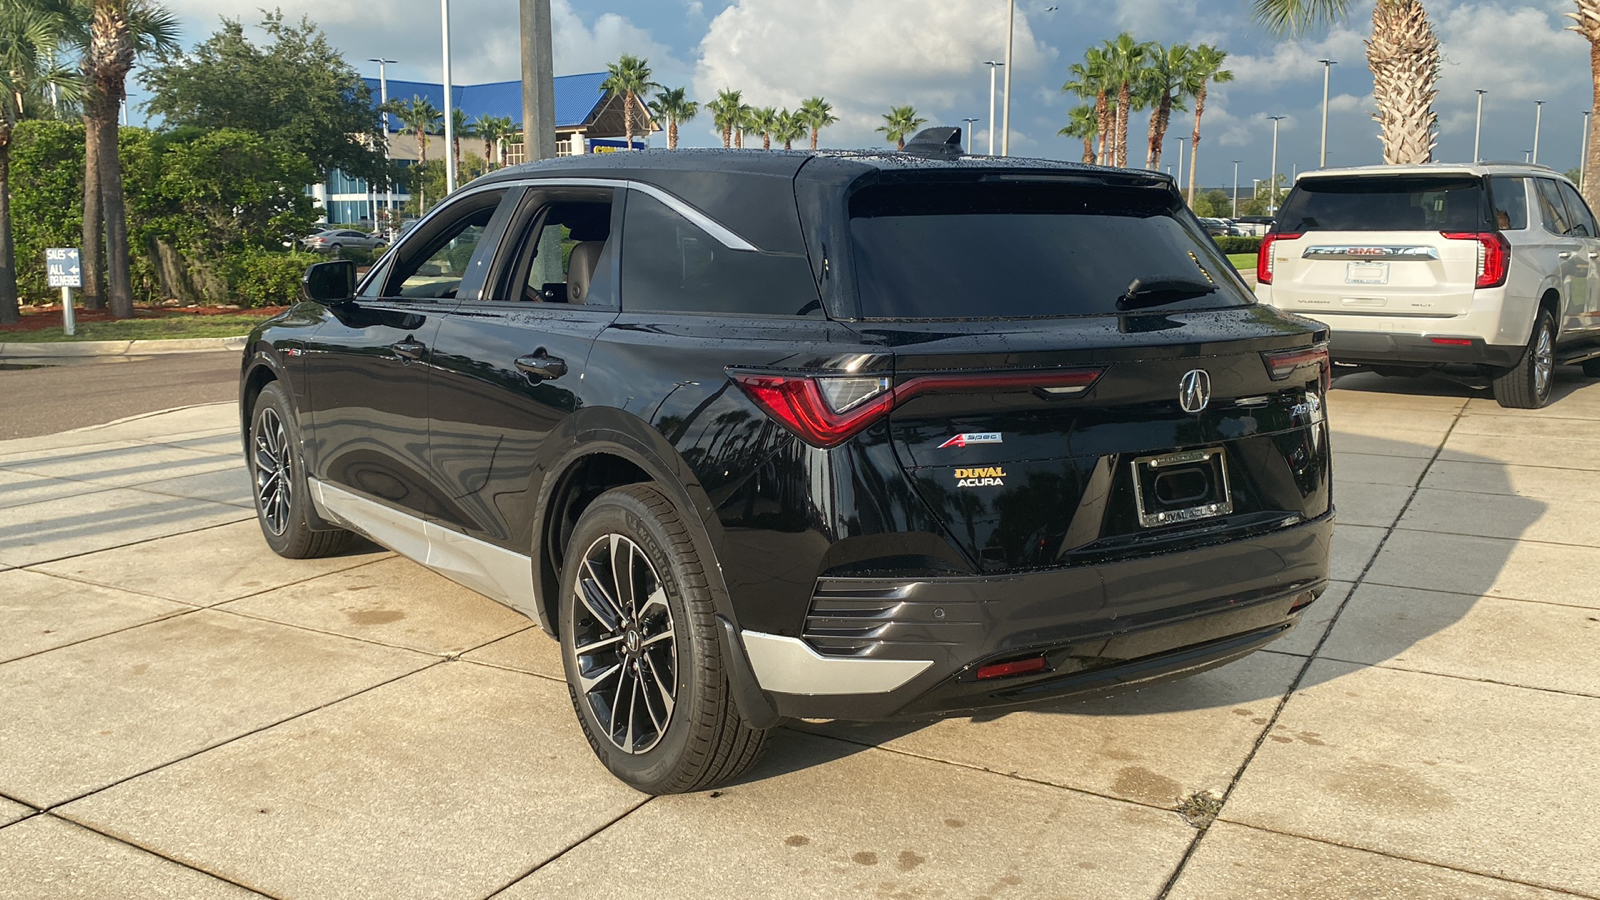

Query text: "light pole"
[440, 0, 457, 194]
[1473, 90, 1486, 162]
[369, 58, 397, 235]
[1532, 100, 1544, 165]
[1524, 149, 1532, 163]
[1582, 110, 1592, 190]
[984, 61, 1004, 156]
[520, 0, 557, 161]
[1268, 115, 1286, 213]
[962, 117, 980, 154]
[1001, 0, 1014, 157]
[1176, 136, 1186, 195]
[1318, 59, 1336, 168]
[1232, 160, 1240, 218]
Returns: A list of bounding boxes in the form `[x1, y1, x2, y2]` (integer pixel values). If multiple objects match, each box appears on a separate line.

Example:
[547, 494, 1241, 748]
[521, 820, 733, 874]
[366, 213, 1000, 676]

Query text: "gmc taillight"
[1263, 344, 1331, 393]
[1256, 232, 1303, 285]
[1442, 232, 1511, 288]
[730, 369, 1106, 448]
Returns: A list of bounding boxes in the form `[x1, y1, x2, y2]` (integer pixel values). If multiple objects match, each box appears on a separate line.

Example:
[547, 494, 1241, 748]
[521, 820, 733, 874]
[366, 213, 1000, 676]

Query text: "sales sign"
[46, 247, 82, 288]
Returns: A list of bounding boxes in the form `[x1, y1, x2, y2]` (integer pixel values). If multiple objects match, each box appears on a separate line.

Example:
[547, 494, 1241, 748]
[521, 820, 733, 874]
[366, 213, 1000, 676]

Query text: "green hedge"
[228, 249, 323, 309]
[1213, 236, 1263, 254]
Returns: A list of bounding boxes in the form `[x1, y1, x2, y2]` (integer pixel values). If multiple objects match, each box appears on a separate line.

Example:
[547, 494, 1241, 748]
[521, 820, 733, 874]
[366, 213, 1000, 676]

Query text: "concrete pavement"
[1, 371, 1597, 898]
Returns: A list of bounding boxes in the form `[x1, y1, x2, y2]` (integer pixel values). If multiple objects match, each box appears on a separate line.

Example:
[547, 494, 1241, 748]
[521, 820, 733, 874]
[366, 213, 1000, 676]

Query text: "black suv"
[241, 131, 1333, 794]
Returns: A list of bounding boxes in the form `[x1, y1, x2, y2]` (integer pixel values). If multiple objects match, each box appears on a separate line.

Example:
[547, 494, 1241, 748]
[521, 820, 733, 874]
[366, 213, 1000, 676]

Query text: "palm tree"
[86, 0, 142, 318]
[1063, 46, 1112, 165]
[876, 105, 927, 151]
[1186, 44, 1232, 203]
[599, 53, 656, 150]
[774, 108, 806, 150]
[733, 100, 753, 148]
[708, 88, 742, 148]
[50, 0, 176, 313]
[1572, 2, 1600, 207]
[474, 114, 513, 169]
[647, 86, 697, 149]
[450, 107, 476, 175]
[748, 106, 778, 150]
[1140, 42, 1192, 170]
[1058, 104, 1098, 165]
[397, 96, 440, 165]
[1105, 33, 1151, 168]
[1252, 0, 1438, 165]
[0, 2, 76, 325]
[799, 96, 837, 150]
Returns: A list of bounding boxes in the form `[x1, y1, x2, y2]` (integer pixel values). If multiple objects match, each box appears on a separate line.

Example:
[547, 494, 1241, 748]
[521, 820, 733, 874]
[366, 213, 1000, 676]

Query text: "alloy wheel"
[253, 407, 292, 536]
[1534, 322, 1554, 398]
[572, 533, 677, 754]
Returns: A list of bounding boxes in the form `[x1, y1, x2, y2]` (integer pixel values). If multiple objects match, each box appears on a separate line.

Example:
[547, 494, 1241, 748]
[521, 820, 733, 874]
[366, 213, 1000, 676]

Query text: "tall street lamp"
[1582, 110, 1592, 190]
[369, 57, 397, 235]
[440, 0, 457, 194]
[1473, 89, 1487, 162]
[1318, 59, 1336, 168]
[1001, 0, 1014, 157]
[984, 61, 1004, 156]
[1268, 116, 1286, 213]
[962, 117, 980, 154]
[1532, 100, 1544, 165]
[1232, 160, 1240, 218]
[1176, 136, 1186, 197]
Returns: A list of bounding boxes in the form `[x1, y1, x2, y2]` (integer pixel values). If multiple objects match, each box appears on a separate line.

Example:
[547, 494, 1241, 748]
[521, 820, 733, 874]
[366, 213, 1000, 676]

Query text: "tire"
[247, 383, 355, 558]
[329, 243, 342, 251]
[1582, 357, 1600, 378]
[558, 484, 769, 794]
[1491, 308, 1557, 409]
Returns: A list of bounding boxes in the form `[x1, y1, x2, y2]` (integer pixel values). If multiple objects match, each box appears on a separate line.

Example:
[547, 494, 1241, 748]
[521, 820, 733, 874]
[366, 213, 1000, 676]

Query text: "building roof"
[365, 72, 612, 132]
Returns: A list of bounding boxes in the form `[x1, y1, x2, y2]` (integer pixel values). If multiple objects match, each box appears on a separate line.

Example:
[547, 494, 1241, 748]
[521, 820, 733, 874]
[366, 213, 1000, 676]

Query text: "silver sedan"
[301, 229, 387, 253]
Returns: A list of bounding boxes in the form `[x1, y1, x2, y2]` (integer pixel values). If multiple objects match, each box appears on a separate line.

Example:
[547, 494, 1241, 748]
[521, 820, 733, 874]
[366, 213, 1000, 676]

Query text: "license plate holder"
[1345, 261, 1390, 284]
[1131, 448, 1233, 529]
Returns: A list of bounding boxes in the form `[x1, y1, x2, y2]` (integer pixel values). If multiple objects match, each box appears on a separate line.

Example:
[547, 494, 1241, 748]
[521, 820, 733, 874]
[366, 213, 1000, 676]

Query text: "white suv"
[1254, 163, 1600, 408]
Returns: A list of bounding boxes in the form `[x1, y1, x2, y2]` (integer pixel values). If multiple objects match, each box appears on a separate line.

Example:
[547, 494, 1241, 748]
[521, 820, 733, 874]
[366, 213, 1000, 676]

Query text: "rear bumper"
[1329, 331, 1524, 368]
[742, 513, 1332, 721]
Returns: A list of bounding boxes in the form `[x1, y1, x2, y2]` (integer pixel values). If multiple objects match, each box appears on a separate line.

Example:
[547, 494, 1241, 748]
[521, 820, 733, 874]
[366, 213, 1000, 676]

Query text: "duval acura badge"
[955, 466, 1006, 488]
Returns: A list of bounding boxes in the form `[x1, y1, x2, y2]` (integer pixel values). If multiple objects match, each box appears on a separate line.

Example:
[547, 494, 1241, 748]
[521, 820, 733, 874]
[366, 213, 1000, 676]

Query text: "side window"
[1488, 176, 1529, 231]
[493, 190, 617, 305]
[1557, 181, 1599, 238]
[383, 191, 507, 300]
[620, 191, 821, 317]
[1536, 179, 1575, 236]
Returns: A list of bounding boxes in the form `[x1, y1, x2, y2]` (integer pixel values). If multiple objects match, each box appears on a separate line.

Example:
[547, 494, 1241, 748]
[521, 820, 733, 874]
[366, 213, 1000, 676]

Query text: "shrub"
[1214, 236, 1263, 255]
[229, 249, 323, 308]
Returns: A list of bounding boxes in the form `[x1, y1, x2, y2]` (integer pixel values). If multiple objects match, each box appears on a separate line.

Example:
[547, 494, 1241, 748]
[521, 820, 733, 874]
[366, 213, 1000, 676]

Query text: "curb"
[0, 335, 248, 360]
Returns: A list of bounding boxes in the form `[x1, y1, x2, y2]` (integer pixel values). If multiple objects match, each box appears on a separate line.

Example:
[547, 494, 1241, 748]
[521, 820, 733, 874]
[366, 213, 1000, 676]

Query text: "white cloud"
[693, 0, 1057, 147]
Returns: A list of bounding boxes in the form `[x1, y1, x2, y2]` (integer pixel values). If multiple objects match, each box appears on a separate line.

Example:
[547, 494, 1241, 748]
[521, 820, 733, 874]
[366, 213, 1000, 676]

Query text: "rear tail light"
[1429, 337, 1474, 346]
[1256, 232, 1302, 285]
[1442, 231, 1511, 288]
[1263, 344, 1331, 393]
[730, 368, 1105, 448]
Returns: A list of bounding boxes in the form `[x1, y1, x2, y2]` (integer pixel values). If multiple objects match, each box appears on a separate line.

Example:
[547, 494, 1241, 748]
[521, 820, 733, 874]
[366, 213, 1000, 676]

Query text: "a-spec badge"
[938, 432, 1003, 449]
[1179, 369, 1212, 415]
[955, 467, 1007, 488]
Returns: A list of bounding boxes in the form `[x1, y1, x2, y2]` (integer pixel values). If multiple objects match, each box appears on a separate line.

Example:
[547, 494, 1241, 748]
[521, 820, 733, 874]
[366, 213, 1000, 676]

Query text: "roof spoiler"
[903, 127, 963, 159]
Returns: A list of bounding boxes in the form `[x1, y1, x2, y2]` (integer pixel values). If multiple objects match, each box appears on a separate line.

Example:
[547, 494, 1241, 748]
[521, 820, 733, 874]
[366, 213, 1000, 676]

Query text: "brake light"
[1442, 232, 1510, 288]
[730, 368, 1105, 448]
[976, 655, 1048, 680]
[1257, 233, 1302, 285]
[1263, 344, 1331, 393]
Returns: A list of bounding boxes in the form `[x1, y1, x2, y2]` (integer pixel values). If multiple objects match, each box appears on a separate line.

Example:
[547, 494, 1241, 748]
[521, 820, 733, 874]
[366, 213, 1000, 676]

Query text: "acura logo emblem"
[1179, 369, 1212, 414]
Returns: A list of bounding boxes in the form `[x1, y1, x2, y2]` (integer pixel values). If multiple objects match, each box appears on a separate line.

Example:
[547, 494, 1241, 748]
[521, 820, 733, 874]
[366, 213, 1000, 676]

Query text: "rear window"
[1277, 176, 1488, 232]
[1488, 176, 1529, 231]
[848, 182, 1248, 319]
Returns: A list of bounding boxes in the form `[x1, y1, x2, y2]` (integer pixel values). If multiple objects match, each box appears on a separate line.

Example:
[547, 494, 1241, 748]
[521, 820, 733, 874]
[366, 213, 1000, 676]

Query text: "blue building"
[313, 71, 654, 225]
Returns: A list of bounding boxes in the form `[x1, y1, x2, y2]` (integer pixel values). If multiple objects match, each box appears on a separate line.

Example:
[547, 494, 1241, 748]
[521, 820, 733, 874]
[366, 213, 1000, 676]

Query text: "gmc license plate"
[1131, 448, 1233, 529]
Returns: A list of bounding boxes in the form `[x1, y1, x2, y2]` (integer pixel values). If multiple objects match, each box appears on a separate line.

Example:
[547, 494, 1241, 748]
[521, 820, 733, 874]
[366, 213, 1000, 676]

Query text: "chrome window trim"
[507, 176, 761, 252]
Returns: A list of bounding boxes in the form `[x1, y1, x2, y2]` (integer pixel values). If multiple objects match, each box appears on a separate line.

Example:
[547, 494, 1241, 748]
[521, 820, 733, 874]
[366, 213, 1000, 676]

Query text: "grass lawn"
[1228, 253, 1257, 271]
[1, 314, 274, 343]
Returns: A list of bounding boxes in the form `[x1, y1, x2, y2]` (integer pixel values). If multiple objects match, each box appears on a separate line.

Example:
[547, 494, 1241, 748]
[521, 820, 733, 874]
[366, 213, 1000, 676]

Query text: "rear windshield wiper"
[1116, 276, 1218, 311]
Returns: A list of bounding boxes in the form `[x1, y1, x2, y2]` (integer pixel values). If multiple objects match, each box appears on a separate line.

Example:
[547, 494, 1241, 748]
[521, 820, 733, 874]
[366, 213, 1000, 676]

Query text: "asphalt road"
[0, 352, 239, 440]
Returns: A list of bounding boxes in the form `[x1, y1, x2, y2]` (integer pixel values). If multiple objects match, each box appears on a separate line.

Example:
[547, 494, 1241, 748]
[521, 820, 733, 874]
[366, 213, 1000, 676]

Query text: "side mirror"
[303, 260, 356, 305]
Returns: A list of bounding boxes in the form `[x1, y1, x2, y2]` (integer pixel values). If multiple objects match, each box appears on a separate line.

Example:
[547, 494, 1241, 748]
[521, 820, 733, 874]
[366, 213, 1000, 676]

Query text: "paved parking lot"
[1, 372, 1597, 899]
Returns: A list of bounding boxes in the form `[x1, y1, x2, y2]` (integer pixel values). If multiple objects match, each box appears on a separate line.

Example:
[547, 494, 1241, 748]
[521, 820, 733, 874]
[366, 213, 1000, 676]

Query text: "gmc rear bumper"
[1329, 331, 1524, 368]
[738, 512, 1333, 721]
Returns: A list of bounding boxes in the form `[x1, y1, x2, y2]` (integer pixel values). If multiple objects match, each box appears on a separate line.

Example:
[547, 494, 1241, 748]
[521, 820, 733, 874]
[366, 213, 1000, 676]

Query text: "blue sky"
[138, 0, 1594, 190]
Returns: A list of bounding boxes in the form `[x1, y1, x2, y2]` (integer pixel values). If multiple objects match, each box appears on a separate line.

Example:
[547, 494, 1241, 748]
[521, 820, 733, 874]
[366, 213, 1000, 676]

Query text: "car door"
[424, 183, 622, 602]
[300, 187, 514, 545]
[1534, 178, 1587, 336]
[1555, 179, 1600, 334]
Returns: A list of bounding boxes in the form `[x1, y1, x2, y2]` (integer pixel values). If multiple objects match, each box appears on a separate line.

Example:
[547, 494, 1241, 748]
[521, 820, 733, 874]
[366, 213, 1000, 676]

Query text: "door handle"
[1559, 251, 1575, 259]
[1587, 252, 1598, 259]
[391, 338, 427, 361]
[515, 350, 568, 380]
